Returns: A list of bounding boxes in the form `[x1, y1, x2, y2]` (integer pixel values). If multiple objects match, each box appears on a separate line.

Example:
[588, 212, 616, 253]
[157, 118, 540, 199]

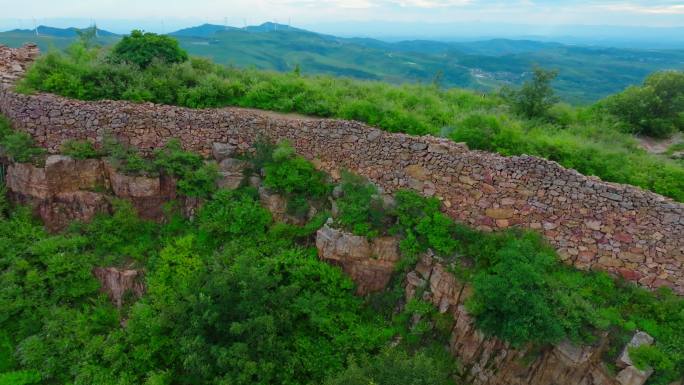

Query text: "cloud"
[595, 3, 684, 14]
[389, 0, 473, 8]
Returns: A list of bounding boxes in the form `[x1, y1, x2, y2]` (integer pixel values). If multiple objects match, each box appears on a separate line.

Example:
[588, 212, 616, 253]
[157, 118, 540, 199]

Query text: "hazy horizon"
[1, 0, 684, 44]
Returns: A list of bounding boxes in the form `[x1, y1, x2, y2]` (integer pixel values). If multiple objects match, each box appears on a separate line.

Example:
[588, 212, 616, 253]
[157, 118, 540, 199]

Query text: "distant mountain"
[9, 25, 117, 38]
[169, 23, 238, 37]
[244, 22, 311, 34]
[1, 23, 683, 104]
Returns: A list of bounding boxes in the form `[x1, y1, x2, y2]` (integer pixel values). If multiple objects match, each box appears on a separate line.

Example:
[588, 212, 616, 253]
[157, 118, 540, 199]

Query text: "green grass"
[15, 43, 684, 201]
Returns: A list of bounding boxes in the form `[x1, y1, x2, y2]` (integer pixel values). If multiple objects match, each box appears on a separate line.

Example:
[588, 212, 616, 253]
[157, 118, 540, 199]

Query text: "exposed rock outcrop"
[316, 222, 400, 294]
[404, 252, 654, 385]
[92, 267, 145, 308]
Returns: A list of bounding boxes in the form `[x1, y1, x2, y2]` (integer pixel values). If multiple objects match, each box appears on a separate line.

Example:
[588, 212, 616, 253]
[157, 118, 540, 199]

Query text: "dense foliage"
[604, 71, 684, 138]
[16, 36, 684, 200]
[0, 116, 45, 164]
[110, 30, 188, 69]
[334, 171, 388, 238]
[260, 141, 331, 217]
[0, 192, 455, 385]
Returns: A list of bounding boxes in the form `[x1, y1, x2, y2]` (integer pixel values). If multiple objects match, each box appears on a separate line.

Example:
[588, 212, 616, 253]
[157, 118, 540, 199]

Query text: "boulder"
[258, 186, 289, 222]
[217, 158, 248, 190]
[92, 267, 145, 308]
[106, 162, 161, 198]
[615, 366, 653, 385]
[212, 142, 237, 161]
[617, 331, 654, 368]
[316, 223, 399, 294]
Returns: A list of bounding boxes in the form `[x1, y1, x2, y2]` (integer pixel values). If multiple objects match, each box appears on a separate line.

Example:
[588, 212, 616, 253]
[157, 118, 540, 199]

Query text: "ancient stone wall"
[1, 44, 683, 293]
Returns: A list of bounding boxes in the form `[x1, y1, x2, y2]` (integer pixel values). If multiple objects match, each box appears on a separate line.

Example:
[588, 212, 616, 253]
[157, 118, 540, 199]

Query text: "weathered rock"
[258, 186, 289, 222]
[104, 162, 176, 220]
[405, 164, 429, 180]
[5, 162, 49, 199]
[617, 331, 654, 368]
[92, 267, 145, 308]
[615, 366, 653, 385]
[217, 158, 247, 190]
[212, 142, 236, 161]
[485, 207, 515, 219]
[105, 162, 160, 198]
[44, 155, 105, 193]
[39, 191, 110, 232]
[403, 254, 651, 385]
[316, 223, 399, 294]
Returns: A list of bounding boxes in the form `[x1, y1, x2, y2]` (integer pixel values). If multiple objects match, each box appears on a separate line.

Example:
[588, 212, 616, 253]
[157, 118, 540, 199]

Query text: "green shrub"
[0, 114, 11, 140]
[604, 70, 684, 138]
[392, 190, 458, 260]
[175, 161, 219, 198]
[335, 171, 387, 237]
[629, 345, 675, 373]
[102, 135, 156, 175]
[324, 347, 457, 385]
[153, 139, 218, 198]
[0, 132, 46, 164]
[60, 139, 100, 159]
[196, 188, 272, 242]
[110, 30, 188, 69]
[502, 67, 559, 119]
[262, 141, 331, 215]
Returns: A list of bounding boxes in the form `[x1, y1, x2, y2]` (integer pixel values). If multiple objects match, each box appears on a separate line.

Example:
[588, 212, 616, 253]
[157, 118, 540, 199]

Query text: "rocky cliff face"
[406, 253, 653, 385]
[316, 222, 400, 294]
[1, 44, 681, 294]
[314, 224, 654, 385]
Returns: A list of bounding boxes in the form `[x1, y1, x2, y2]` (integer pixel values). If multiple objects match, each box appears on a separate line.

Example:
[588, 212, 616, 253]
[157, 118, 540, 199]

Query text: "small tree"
[503, 67, 559, 119]
[604, 70, 684, 138]
[110, 30, 188, 69]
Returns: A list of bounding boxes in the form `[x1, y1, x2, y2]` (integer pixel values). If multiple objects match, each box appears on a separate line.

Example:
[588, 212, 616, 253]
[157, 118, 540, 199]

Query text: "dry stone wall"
[1, 44, 683, 294]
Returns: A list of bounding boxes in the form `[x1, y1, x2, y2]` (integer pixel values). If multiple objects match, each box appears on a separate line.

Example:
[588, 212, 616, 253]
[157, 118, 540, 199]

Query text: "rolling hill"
[1, 23, 683, 103]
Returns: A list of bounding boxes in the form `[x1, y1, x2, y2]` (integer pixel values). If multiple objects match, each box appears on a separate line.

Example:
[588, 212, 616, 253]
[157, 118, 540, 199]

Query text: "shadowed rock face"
[316, 223, 400, 295]
[0, 44, 682, 294]
[92, 267, 145, 308]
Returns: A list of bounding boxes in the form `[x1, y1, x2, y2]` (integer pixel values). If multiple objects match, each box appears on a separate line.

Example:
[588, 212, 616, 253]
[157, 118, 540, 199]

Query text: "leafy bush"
[110, 30, 188, 69]
[60, 139, 100, 159]
[392, 190, 458, 262]
[154, 139, 218, 198]
[196, 188, 271, 243]
[102, 135, 156, 175]
[324, 347, 457, 385]
[502, 67, 560, 119]
[335, 171, 387, 237]
[604, 70, 684, 138]
[0, 132, 46, 164]
[262, 141, 331, 216]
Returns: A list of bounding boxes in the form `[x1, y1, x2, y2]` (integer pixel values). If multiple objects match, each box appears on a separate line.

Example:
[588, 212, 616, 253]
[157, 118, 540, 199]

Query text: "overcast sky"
[1, 0, 683, 35]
